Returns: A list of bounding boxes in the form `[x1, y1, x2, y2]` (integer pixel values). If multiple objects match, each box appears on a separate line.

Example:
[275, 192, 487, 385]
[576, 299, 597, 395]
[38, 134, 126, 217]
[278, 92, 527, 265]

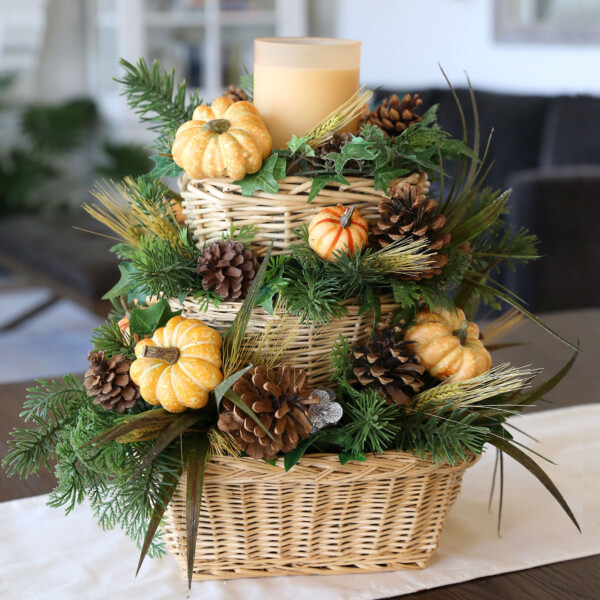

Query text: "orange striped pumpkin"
[308, 204, 369, 261]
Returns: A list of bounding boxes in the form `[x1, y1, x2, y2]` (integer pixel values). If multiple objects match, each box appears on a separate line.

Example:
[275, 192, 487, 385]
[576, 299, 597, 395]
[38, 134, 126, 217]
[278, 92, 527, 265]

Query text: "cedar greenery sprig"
[2, 375, 88, 478]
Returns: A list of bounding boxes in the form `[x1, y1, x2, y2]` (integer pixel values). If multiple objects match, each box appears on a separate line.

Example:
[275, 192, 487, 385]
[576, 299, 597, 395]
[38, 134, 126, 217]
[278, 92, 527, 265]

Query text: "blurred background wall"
[331, 0, 600, 95]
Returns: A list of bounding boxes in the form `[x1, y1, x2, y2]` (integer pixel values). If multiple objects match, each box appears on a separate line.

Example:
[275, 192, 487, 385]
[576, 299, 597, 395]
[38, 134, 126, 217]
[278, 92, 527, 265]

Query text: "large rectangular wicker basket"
[162, 451, 476, 581]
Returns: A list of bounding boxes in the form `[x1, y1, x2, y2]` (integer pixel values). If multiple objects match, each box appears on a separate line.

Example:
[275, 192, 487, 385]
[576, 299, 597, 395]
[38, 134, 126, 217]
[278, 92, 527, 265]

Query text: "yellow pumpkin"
[404, 308, 491, 381]
[171, 97, 272, 180]
[129, 316, 223, 413]
[308, 204, 369, 261]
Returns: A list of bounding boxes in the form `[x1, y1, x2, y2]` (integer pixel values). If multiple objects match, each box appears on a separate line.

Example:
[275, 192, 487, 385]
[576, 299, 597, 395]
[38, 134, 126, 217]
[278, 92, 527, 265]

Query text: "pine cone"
[353, 326, 425, 406]
[315, 132, 353, 158]
[361, 93, 423, 137]
[224, 85, 249, 103]
[217, 365, 318, 460]
[372, 181, 451, 280]
[197, 239, 258, 301]
[84, 351, 140, 413]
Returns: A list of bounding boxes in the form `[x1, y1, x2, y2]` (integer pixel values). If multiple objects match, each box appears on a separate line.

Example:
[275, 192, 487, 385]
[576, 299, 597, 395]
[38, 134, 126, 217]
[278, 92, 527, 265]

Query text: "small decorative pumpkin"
[404, 308, 491, 381]
[308, 204, 369, 261]
[169, 198, 186, 225]
[171, 97, 272, 180]
[129, 316, 223, 413]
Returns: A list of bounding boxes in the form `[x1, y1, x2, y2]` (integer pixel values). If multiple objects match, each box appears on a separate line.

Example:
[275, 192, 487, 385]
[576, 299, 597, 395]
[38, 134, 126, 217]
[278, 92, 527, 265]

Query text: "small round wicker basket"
[163, 451, 478, 581]
[180, 172, 429, 256]
[169, 293, 402, 388]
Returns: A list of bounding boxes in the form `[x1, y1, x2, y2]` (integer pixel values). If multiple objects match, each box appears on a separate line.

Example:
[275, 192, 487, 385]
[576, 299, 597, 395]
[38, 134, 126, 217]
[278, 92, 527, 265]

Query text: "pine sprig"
[115, 58, 201, 153]
[128, 235, 199, 299]
[330, 336, 353, 383]
[395, 405, 488, 465]
[90, 320, 136, 360]
[339, 382, 401, 454]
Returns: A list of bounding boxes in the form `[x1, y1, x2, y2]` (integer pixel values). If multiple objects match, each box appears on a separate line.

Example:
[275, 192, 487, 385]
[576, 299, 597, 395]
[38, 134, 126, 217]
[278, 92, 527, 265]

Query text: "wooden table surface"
[0, 309, 598, 599]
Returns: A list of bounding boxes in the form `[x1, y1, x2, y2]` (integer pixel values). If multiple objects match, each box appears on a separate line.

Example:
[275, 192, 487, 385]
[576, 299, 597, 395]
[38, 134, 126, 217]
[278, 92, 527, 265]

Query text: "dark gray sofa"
[375, 88, 600, 312]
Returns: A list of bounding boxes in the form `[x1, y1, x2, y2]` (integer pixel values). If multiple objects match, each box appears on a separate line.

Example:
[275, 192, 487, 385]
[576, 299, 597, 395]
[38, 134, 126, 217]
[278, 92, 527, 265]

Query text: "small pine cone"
[197, 239, 258, 301]
[217, 365, 318, 460]
[315, 132, 354, 158]
[84, 351, 140, 413]
[224, 85, 249, 103]
[372, 181, 451, 280]
[352, 326, 425, 406]
[361, 93, 423, 137]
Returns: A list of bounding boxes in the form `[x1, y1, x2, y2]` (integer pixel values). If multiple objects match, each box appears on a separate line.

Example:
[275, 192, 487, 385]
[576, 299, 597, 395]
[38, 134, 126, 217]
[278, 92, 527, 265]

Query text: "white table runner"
[1, 404, 598, 600]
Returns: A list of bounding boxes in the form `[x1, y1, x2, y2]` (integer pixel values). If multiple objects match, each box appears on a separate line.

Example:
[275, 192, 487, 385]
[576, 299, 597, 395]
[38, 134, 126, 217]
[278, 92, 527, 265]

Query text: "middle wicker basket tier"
[181, 173, 430, 256]
[169, 294, 402, 388]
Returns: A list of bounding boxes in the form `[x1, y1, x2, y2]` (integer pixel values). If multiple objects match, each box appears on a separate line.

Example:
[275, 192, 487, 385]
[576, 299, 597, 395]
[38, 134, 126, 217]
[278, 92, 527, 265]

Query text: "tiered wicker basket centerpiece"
[2, 39, 579, 589]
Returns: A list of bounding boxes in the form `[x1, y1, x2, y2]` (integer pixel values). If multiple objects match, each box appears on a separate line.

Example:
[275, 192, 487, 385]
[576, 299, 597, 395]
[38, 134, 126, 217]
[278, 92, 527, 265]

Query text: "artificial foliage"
[2, 55, 582, 588]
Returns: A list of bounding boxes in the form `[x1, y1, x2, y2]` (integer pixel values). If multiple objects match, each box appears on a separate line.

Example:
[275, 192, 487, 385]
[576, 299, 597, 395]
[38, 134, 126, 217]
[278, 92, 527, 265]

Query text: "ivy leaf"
[235, 154, 286, 197]
[439, 138, 479, 161]
[307, 174, 349, 202]
[287, 134, 315, 157]
[256, 256, 288, 313]
[329, 137, 378, 173]
[109, 243, 137, 260]
[373, 167, 410, 192]
[339, 452, 366, 465]
[419, 104, 439, 127]
[150, 154, 183, 179]
[128, 298, 181, 338]
[283, 432, 324, 472]
[102, 262, 135, 300]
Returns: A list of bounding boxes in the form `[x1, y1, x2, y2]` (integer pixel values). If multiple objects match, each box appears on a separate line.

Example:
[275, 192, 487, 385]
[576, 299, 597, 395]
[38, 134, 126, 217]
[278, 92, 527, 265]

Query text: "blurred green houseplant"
[0, 75, 152, 214]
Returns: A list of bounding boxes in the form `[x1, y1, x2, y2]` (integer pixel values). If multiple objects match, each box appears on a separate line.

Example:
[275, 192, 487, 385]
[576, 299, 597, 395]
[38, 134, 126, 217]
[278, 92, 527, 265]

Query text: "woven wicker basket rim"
[175, 293, 398, 312]
[202, 449, 479, 482]
[189, 174, 378, 190]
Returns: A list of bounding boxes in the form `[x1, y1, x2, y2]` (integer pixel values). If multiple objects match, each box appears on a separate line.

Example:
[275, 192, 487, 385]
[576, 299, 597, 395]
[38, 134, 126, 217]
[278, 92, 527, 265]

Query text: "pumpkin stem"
[453, 320, 470, 345]
[205, 118, 231, 134]
[141, 345, 180, 365]
[339, 205, 355, 229]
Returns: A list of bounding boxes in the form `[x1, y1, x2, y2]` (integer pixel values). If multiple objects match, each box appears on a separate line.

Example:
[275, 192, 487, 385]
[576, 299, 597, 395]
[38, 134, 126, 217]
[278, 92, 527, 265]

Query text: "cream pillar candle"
[253, 37, 361, 149]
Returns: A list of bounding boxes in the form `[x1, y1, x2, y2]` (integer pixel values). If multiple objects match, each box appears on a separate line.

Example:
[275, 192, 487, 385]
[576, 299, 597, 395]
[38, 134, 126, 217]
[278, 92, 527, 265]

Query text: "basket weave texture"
[181, 173, 429, 255]
[163, 451, 476, 581]
[169, 294, 402, 388]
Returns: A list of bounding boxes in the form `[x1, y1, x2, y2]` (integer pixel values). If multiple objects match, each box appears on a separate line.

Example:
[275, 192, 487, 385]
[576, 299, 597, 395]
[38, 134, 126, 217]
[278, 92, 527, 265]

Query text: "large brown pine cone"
[372, 180, 451, 280]
[197, 239, 258, 301]
[361, 93, 423, 137]
[353, 326, 425, 406]
[217, 365, 319, 460]
[84, 351, 140, 413]
[224, 85, 249, 103]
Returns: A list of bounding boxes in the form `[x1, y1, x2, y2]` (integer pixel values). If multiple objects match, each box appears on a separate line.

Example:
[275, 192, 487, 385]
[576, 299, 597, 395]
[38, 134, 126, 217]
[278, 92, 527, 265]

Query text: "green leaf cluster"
[234, 153, 287, 196]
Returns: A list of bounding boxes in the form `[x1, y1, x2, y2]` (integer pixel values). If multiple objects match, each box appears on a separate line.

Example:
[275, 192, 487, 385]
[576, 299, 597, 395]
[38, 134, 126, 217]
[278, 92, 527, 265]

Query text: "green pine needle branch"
[115, 58, 202, 153]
